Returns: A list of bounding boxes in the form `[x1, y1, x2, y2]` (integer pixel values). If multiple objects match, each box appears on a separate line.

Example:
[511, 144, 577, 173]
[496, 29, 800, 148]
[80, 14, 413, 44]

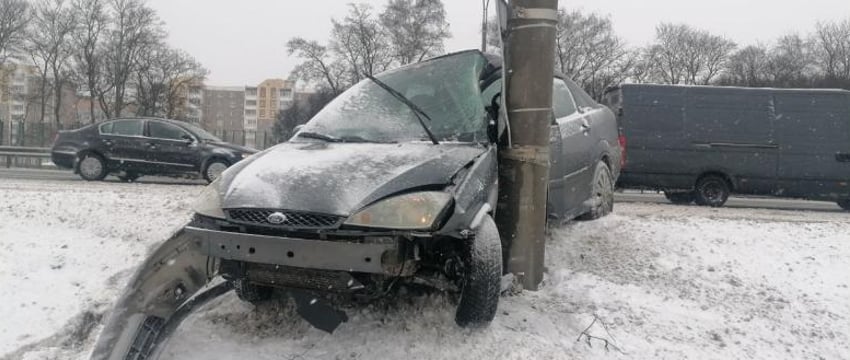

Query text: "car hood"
[218, 142, 488, 216]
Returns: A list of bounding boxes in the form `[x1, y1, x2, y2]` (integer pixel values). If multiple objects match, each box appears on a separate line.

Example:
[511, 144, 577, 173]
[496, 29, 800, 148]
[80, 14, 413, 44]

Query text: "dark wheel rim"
[699, 179, 727, 204]
[79, 156, 103, 179]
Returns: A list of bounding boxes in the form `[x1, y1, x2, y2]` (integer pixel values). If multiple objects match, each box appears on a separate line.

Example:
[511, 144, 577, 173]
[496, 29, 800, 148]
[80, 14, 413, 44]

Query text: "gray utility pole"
[481, 0, 491, 52]
[496, 0, 558, 291]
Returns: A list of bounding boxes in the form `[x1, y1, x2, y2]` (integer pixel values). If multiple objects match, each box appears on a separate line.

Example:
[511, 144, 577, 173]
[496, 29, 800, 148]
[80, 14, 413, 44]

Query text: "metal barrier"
[0, 146, 53, 169]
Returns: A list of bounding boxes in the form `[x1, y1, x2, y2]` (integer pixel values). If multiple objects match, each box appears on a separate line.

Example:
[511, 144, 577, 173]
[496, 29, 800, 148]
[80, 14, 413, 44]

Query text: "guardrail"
[0, 146, 54, 169]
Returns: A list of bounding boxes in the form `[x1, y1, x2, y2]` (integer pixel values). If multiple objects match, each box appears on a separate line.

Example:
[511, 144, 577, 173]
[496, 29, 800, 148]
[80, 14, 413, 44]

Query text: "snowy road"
[1, 178, 848, 360]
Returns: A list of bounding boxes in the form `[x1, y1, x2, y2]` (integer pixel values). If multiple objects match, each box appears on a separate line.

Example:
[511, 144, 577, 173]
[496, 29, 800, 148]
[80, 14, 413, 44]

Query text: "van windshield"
[298, 51, 490, 143]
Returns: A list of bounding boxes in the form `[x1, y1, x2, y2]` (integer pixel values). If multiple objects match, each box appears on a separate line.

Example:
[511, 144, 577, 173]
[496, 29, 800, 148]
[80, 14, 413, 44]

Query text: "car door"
[552, 78, 594, 217]
[145, 120, 201, 173]
[98, 119, 148, 169]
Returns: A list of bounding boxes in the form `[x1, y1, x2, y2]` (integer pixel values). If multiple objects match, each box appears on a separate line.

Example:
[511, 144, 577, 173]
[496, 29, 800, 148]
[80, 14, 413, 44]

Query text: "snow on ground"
[1, 178, 848, 360]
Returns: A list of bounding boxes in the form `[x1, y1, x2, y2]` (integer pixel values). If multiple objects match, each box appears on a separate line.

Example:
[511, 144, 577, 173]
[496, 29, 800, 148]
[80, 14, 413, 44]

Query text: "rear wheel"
[204, 159, 229, 183]
[578, 161, 614, 221]
[78, 153, 107, 181]
[694, 175, 730, 207]
[838, 200, 850, 211]
[455, 216, 502, 328]
[664, 191, 695, 205]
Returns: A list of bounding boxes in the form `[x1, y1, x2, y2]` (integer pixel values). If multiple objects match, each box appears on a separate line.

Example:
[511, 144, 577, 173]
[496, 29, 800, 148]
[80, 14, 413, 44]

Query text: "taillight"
[618, 134, 627, 168]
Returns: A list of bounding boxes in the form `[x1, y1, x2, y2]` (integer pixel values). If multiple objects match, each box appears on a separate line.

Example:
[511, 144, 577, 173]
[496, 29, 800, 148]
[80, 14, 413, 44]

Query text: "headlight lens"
[345, 192, 452, 230]
[193, 179, 226, 219]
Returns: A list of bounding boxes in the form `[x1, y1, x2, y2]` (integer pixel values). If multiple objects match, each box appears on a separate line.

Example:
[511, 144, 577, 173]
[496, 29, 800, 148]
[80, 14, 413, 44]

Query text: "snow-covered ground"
[1, 179, 848, 360]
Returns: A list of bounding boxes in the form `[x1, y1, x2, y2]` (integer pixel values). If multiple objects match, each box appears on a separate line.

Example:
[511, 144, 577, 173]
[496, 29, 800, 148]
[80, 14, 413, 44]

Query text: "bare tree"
[71, 0, 109, 123]
[0, 0, 30, 65]
[765, 34, 813, 87]
[134, 45, 207, 119]
[644, 23, 735, 85]
[287, 38, 348, 95]
[97, 0, 163, 119]
[331, 4, 393, 83]
[812, 19, 850, 84]
[554, 10, 632, 98]
[380, 0, 451, 65]
[723, 44, 769, 87]
[25, 0, 77, 128]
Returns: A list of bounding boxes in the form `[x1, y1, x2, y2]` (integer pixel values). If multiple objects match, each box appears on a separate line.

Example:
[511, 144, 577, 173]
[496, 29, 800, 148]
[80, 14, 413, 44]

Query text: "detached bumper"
[184, 226, 410, 275]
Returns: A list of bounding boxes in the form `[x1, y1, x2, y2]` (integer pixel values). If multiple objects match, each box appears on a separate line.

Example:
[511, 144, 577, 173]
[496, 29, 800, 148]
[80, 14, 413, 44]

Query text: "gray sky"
[148, 0, 850, 86]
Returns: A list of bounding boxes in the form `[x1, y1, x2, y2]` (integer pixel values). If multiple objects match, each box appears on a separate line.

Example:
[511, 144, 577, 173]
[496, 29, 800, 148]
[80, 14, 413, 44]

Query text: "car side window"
[149, 122, 189, 141]
[99, 122, 114, 134]
[553, 80, 578, 118]
[564, 79, 597, 109]
[110, 120, 144, 137]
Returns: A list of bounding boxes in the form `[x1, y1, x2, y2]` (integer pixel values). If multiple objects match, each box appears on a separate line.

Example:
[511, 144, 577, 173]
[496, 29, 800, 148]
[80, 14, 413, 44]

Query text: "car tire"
[838, 199, 850, 211]
[578, 161, 615, 221]
[203, 159, 229, 183]
[694, 175, 730, 207]
[664, 191, 695, 205]
[78, 153, 108, 181]
[455, 216, 502, 328]
[233, 279, 274, 304]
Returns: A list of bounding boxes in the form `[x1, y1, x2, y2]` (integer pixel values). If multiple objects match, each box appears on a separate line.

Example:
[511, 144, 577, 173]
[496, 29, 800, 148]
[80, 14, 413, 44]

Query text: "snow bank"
[1, 179, 848, 360]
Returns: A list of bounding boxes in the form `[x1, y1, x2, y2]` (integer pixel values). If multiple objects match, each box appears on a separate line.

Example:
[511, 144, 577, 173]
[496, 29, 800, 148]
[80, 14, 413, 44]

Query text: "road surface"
[0, 168, 843, 212]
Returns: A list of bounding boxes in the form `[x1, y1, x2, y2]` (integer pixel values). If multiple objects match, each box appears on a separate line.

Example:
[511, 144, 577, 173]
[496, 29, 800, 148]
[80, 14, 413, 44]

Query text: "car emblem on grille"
[267, 212, 288, 225]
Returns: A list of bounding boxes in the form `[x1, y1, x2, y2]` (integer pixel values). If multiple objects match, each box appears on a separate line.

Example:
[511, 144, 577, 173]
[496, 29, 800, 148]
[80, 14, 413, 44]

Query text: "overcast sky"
[147, 0, 850, 86]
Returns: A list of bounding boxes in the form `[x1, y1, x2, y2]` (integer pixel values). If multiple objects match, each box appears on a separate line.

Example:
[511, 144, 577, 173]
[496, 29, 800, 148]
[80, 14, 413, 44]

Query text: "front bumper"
[184, 226, 412, 275]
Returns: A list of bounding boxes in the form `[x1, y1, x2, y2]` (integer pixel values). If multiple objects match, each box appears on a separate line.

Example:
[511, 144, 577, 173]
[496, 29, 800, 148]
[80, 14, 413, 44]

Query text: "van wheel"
[838, 200, 850, 211]
[665, 191, 695, 205]
[233, 279, 274, 304]
[78, 153, 108, 181]
[695, 176, 730, 207]
[578, 161, 615, 220]
[455, 216, 502, 328]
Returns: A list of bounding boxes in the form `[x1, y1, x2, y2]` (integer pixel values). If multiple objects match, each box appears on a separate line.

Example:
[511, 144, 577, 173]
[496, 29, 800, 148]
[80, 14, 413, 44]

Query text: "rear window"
[103, 120, 144, 137]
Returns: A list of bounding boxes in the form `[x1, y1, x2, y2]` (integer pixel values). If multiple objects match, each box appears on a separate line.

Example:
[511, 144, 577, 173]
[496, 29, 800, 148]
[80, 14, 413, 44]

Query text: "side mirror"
[181, 134, 195, 145]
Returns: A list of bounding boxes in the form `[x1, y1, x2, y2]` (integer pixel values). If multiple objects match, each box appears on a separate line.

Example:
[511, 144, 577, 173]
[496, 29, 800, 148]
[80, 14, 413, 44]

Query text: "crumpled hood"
[218, 142, 487, 216]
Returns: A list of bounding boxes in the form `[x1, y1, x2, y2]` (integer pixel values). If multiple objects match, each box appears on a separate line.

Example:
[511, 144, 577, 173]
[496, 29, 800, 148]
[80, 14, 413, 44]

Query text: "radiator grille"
[226, 209, 344, 230]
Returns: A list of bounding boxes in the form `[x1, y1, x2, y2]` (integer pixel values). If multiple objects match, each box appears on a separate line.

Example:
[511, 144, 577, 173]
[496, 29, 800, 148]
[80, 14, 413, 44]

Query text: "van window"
[553, 80, 578, 118]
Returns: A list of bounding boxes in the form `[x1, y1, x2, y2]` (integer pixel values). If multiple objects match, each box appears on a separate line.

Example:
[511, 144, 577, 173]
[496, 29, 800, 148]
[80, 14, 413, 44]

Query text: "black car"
[90, 50, 622, 359]
[51, 117, 257, 183]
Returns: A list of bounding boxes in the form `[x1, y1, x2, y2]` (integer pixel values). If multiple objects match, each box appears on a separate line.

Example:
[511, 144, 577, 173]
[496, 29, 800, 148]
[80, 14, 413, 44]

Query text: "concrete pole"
[496, 0, 558, 291]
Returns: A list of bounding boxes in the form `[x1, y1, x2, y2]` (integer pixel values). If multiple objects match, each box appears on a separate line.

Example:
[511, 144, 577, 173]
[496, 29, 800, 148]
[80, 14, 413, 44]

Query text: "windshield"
[299, 51, 490, 143]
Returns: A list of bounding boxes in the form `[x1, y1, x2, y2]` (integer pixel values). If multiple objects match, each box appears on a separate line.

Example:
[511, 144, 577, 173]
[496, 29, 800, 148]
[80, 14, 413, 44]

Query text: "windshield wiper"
[298, 131, 396, 144]
[362, 73, 440, 145]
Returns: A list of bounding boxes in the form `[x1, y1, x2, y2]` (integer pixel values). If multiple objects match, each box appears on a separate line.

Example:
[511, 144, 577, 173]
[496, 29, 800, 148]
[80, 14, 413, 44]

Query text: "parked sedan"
[51, 118, 257, 183]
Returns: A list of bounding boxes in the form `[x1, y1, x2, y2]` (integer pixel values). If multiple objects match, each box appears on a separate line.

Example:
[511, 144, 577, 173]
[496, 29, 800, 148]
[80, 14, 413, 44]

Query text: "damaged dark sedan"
[91, 50, 621, 359]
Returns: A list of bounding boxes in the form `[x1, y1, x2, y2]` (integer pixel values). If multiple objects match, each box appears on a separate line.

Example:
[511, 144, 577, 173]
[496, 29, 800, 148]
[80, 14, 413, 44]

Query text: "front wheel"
[455, 216, 502, 328]
[838, 199, 850, 211]
[578, 161, 615, 221]
[694, 175, 730, 207]
[204, 159, 229, 183]
[78, 153, 108, 181]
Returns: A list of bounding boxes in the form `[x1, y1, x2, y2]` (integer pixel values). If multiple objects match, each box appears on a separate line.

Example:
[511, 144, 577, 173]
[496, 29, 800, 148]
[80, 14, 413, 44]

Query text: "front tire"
[694, 175, 731, 207]
[578, 161, 615, 221]
[838, 199, 850, 211]
[203, 159, 229, 183]
[78, 153, 108, 181]
[455, 216, 502, 328]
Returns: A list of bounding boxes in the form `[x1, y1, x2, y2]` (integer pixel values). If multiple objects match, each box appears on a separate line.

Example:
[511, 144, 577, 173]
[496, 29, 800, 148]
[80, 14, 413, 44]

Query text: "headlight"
[345, 192, 452, 230]
[193, 179, 226, 219]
